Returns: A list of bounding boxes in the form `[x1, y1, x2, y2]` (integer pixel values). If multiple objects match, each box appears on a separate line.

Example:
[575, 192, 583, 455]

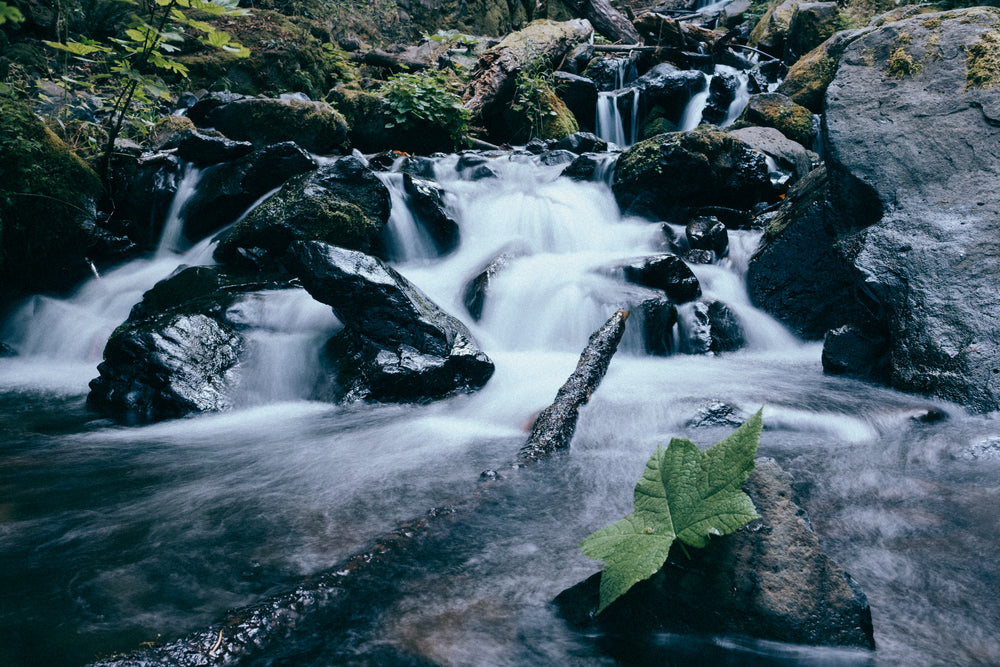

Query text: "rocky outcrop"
[775, 29, 866, 112]
[612, 129, 774, 221]
[555, 458, 876, 652]
[182, 142, 317, 242]
[285, 241, 494, 402]
[214, 156, 390, 270]
[631, 63, 707, 135]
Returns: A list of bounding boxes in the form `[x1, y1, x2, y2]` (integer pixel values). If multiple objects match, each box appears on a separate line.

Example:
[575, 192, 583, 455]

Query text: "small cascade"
[377, 171, 439, 263]
[596, 89, 640, 147]
[680, 73, 712, 131]
[155, 163, 201, 257]
[719, 65, 751, 126]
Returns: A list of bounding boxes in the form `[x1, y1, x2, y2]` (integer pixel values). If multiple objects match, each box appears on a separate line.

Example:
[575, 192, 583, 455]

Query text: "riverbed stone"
[555, 458, 876, 652]
[285, 241, 495, 402]
[403, 174, 460, 255]
[621, 254, 702, 304]
[203, 97, 349, 155]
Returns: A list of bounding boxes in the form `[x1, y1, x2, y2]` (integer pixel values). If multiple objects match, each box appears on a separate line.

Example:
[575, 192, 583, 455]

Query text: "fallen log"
[462, 19, 593, 125]
[347, 48, 431, 72]
[91, 309, 629, 666]
[633, 11, 726, 50]
[518, 308, 629, 464]
[562, 0, 642, 45]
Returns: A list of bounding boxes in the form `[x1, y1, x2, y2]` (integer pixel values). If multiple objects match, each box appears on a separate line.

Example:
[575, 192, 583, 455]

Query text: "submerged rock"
[621, 254, 702, 304]
[555, 458, 876, 652]
[403, 174, 460, 255]
[285, 241, 494, 402]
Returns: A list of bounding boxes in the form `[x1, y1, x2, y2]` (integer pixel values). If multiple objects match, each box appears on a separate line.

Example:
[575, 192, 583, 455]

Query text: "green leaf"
[0, 2, 25, 24]
[580, 409, 763, 614]
[44, 40, 110, 56]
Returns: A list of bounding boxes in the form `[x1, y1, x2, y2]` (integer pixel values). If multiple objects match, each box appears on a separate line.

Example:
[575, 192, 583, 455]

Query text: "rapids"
[2, 155, 999, 666]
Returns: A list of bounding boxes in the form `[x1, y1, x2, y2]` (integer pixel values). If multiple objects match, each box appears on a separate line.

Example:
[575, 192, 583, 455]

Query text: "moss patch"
[738, 93, 815, 147]
[887, 34, 923, 79]
[965, 30, 1000, 89]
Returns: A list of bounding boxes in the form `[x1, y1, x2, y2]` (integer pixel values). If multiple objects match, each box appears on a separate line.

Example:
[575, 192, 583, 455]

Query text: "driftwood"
[562, 0, 642, 44]
[92, 310, 629, 666]
[462, 19, 593, 124]
[518, 309, 629, 464]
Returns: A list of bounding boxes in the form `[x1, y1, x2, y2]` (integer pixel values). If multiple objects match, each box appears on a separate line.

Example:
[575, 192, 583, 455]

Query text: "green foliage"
[509, 68, 554, 140]
[381, 69, 469, 148]
[43, 0, 250, 186]
[0, 2, 24, 24]
[581, 409, 763, 614]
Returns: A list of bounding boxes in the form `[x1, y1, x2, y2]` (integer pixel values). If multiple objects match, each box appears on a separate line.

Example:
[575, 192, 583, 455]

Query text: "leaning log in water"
[90, 310, 629, 666]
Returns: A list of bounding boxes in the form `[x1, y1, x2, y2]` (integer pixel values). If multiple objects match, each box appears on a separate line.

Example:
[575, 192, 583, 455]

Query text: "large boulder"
[822, 7, 1000, 411]
[751, 7, 1000, 412]
[555, 458, 875, 653]
[775, 29, 868, 112]
[202, 97, 349, 155]
[182, 142, 317, 242]
[214, 156, 391, 270]
[785, 2, 842, 62]
[284, 241, 495, 402]
[612, 129, 775, 221]
[737, 92, 816, 148]
[87, 267, 294, 423]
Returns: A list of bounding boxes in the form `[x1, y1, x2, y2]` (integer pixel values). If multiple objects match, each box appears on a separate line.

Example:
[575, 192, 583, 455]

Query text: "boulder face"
[86, 266, 293, 423]
[555, 458, 876, 654]
[202, 97, 349, 155]
[613, 130, 774, 220]
[285, 241, 495, 402]
[214, 157, 390, 270]
[824, 8, 1000, 411]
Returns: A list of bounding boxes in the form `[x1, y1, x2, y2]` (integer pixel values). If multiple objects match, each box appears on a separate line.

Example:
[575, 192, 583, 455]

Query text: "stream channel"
[2, 153, 1000, 666]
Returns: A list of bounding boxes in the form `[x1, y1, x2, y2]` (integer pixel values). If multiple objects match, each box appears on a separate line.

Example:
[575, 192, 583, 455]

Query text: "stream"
[2, 155, 1000, 666]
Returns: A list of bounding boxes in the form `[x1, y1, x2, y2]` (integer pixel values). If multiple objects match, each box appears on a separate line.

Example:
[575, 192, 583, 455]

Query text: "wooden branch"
[347, 48, 431, 72]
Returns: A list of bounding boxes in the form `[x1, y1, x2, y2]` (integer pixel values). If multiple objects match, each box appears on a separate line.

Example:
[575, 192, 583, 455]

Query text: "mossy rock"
[214, 157, 390, 270]
[641, 105, 680, 140]
[0, 103, 101, 303]
[777, 29, 867, 112]
[504, 80, 580, 143]
[737, 93, 815, 147]
[749, 0, 800, 57]
[175, 9, 347, 98]
[612, 129, 775, 219]
[205, 97, 349, 155]
[328, 84, 459, 154]
[149, 115, 196, 148]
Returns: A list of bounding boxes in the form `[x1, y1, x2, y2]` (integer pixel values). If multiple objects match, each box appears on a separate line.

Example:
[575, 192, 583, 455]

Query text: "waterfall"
[156, 163, 201, 257]
[719, 65, 751, 127]
[680, 73, 712, 131]
[594, 58, 640, 148]
[377, 171, 439, 263]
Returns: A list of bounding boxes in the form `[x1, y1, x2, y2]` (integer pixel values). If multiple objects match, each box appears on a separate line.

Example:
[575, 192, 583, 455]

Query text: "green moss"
[965, 30, 1000, 88]
[739, 94, 815, 146]
[887, 46, 923, 78]
[779, 47, 839, 112]
[922, 16, 943, 29]
[0, 103, 101, 298]
[149, 115, 195, 147]
[640, 106, 679, 140]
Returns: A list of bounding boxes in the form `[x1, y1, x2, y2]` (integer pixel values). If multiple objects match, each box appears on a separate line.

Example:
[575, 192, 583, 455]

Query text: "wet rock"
[739, 93, 816, 148]
[108, 151, 181, 251]
[749, 0, 800, 59]
[822, 325, 889, 380]
[561, 153, 615, 182]
[214, 157, 391, 271]
[184, 91, 247, 126]
[687, 400, 750, 427]
[621, 254, 702, 304]
[555, 458, 876, 651]
[285, 241, 494, 402]
[679, 300, 744, 354]
[730, 125, 814, 183]
[747, 165, 874, 340]
[86, 266, 295, 423]
[631, 63, 707, 130]
[204, 97, 349, 155]
[777, 29, 868, 113]
[683, 249, 715, 264]
[553, 131, 608, 155]
[820, 8, 1000, 411]
[584, 55, 639, 92]
[403, 174, 460, 255]
[537, 149, 577, 166]
[638, 296, 679, 356]
[182, 142, 317, 242]
[158, 128, 254, 166]
[701, 69, 738, 126]
[456, 154, 499, 180]
[612, 129, 774, 221]
[462, 244, 530, 320]
[686, 215, 728, 256]
[553, 72, 598, 132]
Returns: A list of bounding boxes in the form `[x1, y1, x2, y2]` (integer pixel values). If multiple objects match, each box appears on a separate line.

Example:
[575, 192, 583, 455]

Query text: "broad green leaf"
[44, 40, 110, 56]
[206, 30, 231, 48]
[581, 409, 763, 614]
[1, 2, 25, 24]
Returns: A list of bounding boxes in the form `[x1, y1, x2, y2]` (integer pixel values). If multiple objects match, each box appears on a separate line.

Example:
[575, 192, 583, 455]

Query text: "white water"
[3, 153, 1000, 667]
